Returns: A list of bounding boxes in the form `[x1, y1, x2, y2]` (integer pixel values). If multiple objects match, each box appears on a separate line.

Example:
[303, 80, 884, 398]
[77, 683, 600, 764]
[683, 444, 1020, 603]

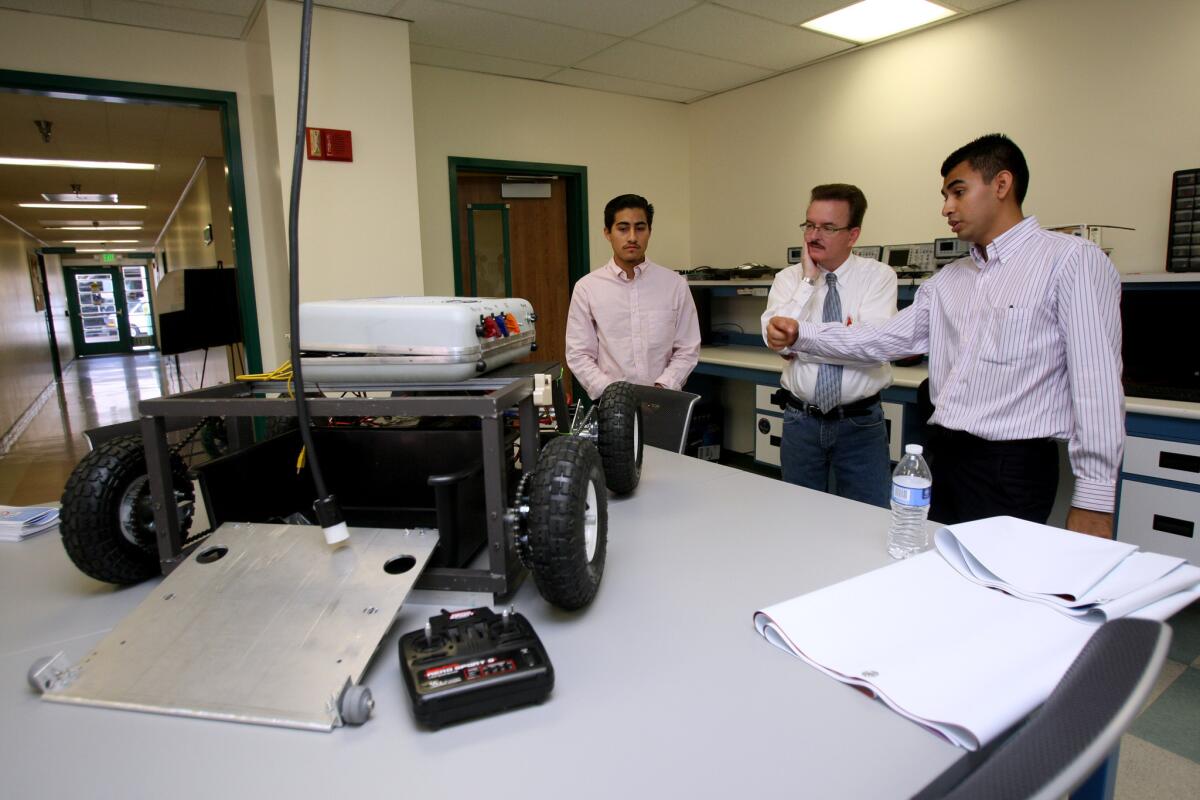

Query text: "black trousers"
[925, 425, 1059, 526]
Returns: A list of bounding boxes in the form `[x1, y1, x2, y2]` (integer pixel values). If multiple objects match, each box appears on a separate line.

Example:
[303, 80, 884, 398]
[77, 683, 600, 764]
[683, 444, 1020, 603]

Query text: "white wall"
[411, 65, 691, 296]
[263, 1, 423, 303]
[688, 0, 1200, 274]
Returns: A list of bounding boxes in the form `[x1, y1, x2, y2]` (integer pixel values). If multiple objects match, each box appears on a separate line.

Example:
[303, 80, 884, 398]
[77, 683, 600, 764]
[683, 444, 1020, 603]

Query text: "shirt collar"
[970, 215, 1039, 268]
[606, 258, 647, 282]
[820, 252, 855, 279]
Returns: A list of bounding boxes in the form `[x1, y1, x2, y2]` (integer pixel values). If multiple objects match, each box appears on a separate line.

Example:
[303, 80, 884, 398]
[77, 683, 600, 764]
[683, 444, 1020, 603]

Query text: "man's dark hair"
[810, 184, 868, 229]
[604, 194, 654, 230]
[941, 133, 1029, 205]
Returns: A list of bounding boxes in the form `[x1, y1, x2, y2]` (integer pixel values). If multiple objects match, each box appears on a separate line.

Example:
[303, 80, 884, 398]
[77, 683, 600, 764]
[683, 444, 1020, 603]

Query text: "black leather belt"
[773, 390, 881, 419]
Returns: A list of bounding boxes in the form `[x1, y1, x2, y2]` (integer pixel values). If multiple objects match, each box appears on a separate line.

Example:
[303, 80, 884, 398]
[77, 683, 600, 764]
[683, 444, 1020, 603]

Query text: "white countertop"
[699, 345, 1200, 419]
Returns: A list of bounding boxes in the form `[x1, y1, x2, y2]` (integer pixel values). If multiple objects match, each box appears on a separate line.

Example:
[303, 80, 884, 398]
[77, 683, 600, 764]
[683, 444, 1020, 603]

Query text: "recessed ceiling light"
[802, 0, 955, 43]
[46, 226, 144, 231]
[0, 157, 158, 170]
[20, 203, 146, 209]
[75, 248, 139, 253]
[63, 240, 139, 244]
[42, 192, 120, 203]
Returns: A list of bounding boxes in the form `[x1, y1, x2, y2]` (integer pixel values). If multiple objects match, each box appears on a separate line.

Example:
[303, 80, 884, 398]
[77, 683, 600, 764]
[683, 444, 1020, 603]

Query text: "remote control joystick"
[399, 607, 553, 729]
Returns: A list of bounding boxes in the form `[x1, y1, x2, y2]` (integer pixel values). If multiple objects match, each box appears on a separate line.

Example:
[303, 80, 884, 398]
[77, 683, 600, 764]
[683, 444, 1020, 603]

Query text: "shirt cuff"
[1070, 479, 1116, 513]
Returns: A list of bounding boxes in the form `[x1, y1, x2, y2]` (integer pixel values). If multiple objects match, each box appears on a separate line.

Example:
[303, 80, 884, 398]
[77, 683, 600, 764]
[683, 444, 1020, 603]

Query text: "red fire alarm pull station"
[305, 127, 353, 162]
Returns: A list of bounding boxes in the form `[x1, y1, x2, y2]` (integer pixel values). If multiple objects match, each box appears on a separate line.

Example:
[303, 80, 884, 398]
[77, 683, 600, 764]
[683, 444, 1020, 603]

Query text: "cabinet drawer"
[756, 383, 785, 411]
[1123, 436, 1200, 487]
[755, 413, 782, 467]
[1116, 480, 1200, 560]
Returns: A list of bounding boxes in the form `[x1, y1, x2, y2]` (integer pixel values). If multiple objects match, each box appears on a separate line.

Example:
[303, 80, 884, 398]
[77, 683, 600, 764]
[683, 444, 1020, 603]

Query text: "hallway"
[0, 351, 228, 507]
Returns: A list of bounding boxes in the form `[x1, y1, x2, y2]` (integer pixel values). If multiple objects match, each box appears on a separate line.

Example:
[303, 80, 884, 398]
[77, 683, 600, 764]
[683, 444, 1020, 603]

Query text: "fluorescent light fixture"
[43, 192, 120, 203]
[63, 240, 139, 244]
[0, 156, 157, 170]
[802, 0, 955, 43]
[47, 226, 143, 231]
[76, 248, 139, 253]
[20, 203, 146, 209]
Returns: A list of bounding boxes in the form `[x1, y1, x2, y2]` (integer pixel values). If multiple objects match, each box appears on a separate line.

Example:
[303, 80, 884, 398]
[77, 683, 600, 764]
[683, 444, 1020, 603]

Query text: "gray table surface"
[0, 447, 962, 799]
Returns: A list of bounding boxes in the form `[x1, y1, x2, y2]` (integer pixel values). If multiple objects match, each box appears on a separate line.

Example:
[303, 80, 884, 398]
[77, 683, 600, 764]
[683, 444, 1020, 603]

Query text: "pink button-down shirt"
[566, 259, 701, 398]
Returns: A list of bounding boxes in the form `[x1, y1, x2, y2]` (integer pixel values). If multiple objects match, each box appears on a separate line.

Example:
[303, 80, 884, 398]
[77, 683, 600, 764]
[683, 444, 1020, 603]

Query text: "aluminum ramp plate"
[41, 522, 438, 731]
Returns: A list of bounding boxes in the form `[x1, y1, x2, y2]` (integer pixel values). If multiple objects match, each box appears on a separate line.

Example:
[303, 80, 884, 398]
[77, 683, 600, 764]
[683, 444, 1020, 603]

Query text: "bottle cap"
[905, 444, 924, 455]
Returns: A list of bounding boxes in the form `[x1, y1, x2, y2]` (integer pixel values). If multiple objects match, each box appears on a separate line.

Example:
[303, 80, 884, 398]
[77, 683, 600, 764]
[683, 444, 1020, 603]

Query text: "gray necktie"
[814, 272, 843, 413]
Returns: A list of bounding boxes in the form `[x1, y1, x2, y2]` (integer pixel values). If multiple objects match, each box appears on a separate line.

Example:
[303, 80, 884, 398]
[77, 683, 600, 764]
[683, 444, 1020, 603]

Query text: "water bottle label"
[892, 482, 931, 507]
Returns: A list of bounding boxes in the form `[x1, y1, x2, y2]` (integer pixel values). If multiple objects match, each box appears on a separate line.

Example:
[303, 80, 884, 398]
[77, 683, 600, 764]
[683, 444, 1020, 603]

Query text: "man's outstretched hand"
[766, 316, 800, 350]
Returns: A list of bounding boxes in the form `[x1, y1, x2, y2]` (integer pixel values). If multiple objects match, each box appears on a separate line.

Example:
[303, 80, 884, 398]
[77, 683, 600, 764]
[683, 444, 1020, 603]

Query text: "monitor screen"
[887, 248, 909, 267]
[1120, 284, 1200, 402]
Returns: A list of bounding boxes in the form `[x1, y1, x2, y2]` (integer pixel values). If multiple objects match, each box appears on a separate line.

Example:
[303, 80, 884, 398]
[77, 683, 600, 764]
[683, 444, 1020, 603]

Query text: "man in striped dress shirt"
[766, 134, 1123, 538]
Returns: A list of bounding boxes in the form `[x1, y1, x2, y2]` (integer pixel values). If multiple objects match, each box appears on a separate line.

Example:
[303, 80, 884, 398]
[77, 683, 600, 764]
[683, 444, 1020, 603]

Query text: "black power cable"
[288, 0, 347, 546]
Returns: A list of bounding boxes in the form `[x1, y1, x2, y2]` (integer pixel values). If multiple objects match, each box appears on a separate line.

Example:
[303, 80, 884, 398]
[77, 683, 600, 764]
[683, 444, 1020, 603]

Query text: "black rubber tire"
[525, 436, 607, 611]
[596, 381, 643, 495]
[59, 435, 195, 585]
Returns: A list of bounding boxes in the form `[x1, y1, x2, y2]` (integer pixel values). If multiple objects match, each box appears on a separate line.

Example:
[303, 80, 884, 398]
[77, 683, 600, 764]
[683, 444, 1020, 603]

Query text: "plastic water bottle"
[887, 444, 933, 559]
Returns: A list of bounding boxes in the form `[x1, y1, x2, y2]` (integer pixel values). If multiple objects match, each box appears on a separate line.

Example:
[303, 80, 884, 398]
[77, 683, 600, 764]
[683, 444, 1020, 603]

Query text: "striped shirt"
[794, 216, 1124, 512]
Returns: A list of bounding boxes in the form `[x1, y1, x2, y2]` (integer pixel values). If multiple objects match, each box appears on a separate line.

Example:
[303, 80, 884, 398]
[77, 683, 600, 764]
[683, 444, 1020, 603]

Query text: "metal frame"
[138, 371, 546, 597]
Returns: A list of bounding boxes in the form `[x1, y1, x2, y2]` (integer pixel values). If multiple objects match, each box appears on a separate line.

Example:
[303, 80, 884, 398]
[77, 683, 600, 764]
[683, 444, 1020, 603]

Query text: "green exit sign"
[101, 253, 116, 263]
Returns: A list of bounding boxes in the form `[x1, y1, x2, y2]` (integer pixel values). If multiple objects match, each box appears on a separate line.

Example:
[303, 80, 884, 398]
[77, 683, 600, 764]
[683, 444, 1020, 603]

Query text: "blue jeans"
[780, 403, 891, 508]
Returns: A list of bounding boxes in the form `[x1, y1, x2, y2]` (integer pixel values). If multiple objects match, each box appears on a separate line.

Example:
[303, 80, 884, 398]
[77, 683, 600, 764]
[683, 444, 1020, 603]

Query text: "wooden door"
[456, 172, 572, 393]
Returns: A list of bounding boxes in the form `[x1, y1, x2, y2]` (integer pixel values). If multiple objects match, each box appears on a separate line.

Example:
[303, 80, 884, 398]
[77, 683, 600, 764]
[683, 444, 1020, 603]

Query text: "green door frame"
[0, 68, 263, 373]
[64, 266, 132, 356]
[465, 203, 512, 296]
[448, 157, 589, 296]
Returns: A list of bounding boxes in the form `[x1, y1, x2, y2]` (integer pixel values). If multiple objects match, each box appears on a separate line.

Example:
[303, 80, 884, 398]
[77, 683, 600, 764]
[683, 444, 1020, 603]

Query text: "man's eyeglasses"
[801, 222, 853, 235]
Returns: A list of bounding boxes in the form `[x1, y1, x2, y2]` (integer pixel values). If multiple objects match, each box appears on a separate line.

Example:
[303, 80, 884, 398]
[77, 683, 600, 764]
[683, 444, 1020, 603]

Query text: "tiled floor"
[0, 352, 1197, 797]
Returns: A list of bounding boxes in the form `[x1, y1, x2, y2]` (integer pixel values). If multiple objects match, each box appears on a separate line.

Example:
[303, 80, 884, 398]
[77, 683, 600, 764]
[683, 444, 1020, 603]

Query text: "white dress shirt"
[566, 259, 701, 398]
[793, 216, 1124, 512]
[761, 253, 898, 404]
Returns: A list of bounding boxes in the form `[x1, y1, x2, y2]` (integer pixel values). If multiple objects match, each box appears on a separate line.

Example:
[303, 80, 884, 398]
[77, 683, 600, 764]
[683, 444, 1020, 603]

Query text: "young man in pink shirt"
[565, 194, 700, 399]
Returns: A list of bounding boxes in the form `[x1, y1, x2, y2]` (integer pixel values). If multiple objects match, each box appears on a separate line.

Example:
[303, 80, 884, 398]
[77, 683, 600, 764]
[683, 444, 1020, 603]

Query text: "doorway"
[63, 265, 156, 356]
[449, 158, 589, 396]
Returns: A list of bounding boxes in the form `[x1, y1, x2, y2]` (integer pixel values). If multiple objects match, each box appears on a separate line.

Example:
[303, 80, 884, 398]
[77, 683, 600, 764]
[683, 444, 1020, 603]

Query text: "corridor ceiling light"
[76, 248, 138, 253]
[0, 156, 158, 170]
[47, 226, 143, 231]
[802, 0, 955, 43]
[20, 203, 147, 209]
[63, 239, 139, 244]
[43, 192, 120, 203]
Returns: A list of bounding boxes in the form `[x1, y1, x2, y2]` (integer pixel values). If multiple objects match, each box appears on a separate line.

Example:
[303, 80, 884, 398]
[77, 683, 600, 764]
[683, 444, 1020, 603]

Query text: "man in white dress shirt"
[767, 135, 1123, 538]
[761, 184, 898, 507]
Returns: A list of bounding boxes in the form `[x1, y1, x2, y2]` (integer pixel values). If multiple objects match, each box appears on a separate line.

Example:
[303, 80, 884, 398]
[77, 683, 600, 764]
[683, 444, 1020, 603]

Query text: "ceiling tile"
[0, 0, 90, 16]
[575, 39, 771, 93]
[544, 69, 705, 103]
[149, 0, 259, 15]
[392, 0, 619, 66]
[638, 4, 850, 71]
[319, 0, 404, 14]
[941, 0, 1009, 11]
[410, 44, 561, 80]
[711, 0, 850, 26]
[446, 0, 700, 37]
[89, 0, 248, 38]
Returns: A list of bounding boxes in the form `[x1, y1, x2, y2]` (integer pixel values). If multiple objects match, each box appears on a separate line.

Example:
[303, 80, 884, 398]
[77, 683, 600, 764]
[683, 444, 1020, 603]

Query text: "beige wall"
[0, 223, 56, 440]
[688, 0, 1200, 274]
[412, 65, 691, 296]
[263, 0, 423, 304]
[161, 158, 234, 270]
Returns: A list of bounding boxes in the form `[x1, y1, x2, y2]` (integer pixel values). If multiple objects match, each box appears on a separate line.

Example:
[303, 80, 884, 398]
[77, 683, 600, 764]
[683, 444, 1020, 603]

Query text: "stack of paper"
[0, 505, 60, 542]
[754, 517, 1200, 751]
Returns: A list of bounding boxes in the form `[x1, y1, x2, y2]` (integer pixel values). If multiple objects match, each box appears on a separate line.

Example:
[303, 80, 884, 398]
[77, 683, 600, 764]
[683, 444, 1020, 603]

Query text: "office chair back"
[628, 385, 700, 454]
[940, 617, 1171, 800]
